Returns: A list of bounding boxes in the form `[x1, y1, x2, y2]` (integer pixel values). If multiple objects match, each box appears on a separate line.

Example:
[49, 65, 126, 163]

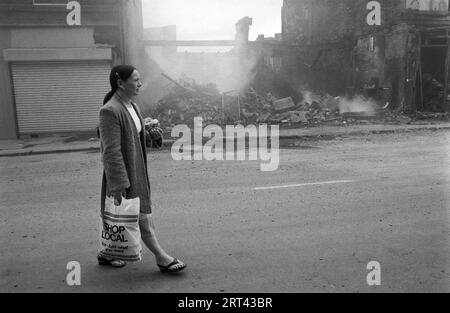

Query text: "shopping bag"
[98, 196, 142, 262]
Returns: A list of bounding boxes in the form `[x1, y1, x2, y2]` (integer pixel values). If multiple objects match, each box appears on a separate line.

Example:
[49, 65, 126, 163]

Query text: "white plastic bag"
[98, 196, 142, 262]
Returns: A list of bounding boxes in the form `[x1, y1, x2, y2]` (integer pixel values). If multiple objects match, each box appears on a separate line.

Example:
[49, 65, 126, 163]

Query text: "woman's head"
[103, 65, 142, 104]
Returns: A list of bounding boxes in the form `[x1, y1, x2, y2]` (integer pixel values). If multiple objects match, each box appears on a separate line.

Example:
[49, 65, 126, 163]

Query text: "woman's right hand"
[110, 190, 126, 206]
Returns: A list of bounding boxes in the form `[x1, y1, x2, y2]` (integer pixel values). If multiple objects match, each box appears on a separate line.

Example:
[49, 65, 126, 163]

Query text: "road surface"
[1, 129, 449, 292]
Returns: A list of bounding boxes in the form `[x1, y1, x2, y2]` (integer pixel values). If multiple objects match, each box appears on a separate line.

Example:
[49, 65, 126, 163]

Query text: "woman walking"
[97, 65, 186, 272]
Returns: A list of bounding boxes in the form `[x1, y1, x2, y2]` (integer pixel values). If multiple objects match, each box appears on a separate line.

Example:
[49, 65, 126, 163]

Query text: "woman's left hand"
[110, 190, 127, 206]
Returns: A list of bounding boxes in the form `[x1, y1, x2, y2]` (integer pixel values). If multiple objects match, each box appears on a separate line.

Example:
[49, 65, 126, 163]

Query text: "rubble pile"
[239, 90, 338, 124]
[239, 90, 414, 126]
[415, 111, 450, 121]
[149, 78, 226, 129]
[149, 75, 424, 129]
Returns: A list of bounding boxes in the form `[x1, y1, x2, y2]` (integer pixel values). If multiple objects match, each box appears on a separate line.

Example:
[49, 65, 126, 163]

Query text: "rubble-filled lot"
[147, 76, 449, 134]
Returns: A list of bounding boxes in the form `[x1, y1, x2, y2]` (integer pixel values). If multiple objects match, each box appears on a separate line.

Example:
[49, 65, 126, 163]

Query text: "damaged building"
[281, 0, 450, 112]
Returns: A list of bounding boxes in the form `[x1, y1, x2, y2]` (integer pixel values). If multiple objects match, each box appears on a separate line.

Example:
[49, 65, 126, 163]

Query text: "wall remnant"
[281, 0, 450, 112]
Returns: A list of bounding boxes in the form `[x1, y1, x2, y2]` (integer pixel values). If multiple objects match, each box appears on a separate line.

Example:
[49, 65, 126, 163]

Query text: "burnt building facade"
[282, 0, 450, 112]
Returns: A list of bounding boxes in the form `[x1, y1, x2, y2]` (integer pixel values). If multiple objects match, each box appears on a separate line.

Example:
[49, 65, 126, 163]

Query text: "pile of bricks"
[149, 75, 416, 129]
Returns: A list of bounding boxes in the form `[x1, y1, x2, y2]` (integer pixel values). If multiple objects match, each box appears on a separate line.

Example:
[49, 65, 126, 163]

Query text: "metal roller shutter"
[11, 61, 111, 135]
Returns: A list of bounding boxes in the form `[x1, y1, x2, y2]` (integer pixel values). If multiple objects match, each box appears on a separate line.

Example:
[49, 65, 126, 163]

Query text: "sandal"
[157, 258, 186, 273]
[97, 257, 127, 268]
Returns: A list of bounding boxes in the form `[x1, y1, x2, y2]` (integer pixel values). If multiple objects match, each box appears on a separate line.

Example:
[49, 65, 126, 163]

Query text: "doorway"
[418, 29, 449, 112]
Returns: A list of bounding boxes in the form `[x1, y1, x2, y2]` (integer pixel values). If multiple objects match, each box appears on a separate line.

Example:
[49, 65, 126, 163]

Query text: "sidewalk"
[1, 122, 450, 157]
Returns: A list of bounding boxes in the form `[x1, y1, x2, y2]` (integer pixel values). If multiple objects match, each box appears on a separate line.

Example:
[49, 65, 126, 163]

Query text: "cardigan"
[98, 95, 152, 214]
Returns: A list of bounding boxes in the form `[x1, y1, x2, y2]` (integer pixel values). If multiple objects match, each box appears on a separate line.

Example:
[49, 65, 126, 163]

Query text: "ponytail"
[103, 89, 116, 105]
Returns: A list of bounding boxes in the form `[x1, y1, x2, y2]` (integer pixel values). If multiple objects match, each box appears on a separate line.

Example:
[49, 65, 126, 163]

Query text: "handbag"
[98, 196, 142, 262]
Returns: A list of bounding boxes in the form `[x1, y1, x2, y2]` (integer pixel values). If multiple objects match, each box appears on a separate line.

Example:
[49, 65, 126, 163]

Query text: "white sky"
[142, 0, 283, 41]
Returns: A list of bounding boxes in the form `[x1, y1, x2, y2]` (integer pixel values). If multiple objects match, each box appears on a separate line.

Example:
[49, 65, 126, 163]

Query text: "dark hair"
[103, 65, 136, 105]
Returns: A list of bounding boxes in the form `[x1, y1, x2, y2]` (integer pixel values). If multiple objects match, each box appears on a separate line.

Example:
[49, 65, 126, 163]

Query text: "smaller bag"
[145, 126, 163, 148]
[98, 196, 142, 262]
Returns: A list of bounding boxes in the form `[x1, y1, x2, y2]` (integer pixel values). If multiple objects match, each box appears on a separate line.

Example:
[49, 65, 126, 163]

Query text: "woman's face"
[120, 70, 143, 98]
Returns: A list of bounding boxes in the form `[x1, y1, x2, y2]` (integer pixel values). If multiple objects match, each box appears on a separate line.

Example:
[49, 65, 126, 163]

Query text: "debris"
[273, 97, 296, 112]
[342, 112, 377, 119]
[148, 73, 429, 129]
[149, 73, 225, 128]
[395, 115, 412, 124]
[416, 112, 449, 120]
[269, 111, 291, 123]
[288, 111, 308, 123]
[256, 112, 271, 123]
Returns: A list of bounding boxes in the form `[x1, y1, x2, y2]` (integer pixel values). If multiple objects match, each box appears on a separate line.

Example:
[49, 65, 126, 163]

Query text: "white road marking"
[253, 180, 355, 191]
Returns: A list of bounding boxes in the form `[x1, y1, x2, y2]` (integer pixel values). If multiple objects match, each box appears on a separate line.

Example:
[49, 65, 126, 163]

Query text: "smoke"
[145, 46, 258, 93]
[338, 95, 377, 114]
[300, 89, 378, 115]
[217, 49, 259, 92]
[301, 90, 320, 107]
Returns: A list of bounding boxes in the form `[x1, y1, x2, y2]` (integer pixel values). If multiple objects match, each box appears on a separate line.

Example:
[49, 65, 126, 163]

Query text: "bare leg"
[139, 213, 186, 269]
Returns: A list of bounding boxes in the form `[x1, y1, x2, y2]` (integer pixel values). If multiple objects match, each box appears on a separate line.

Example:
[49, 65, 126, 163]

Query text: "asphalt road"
[1, 129, 449, 293]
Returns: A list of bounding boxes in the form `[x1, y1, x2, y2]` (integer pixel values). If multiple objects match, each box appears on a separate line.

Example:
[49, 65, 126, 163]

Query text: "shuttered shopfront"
[10, 60, 110, 135]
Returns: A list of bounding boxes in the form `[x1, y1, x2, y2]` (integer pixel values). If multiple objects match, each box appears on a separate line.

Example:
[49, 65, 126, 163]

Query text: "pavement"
[1, 128, 449, 292]
[2, 122, 450, 157]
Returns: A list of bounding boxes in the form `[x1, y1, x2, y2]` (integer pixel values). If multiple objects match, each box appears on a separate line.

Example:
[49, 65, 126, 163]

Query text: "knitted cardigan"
[98, 96, 152, 214]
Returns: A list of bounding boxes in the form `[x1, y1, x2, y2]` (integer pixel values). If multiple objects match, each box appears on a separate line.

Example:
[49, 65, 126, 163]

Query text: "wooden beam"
[142, 39, 345, 52]
[143, 40, 236, 47]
